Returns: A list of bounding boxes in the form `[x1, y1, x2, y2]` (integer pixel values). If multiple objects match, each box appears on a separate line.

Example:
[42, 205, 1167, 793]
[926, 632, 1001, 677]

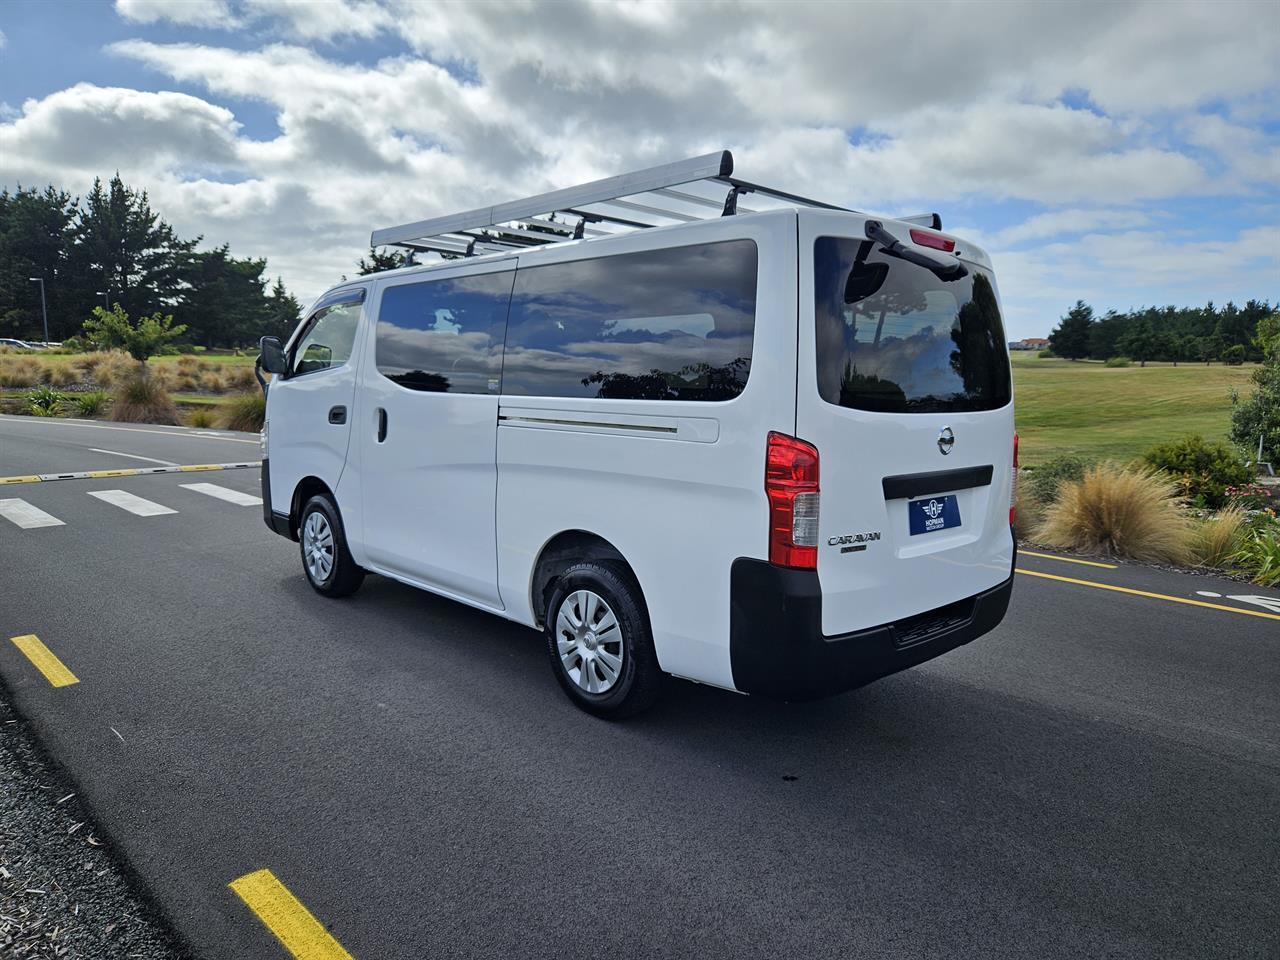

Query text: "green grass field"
[1012, 353, 1256, 467]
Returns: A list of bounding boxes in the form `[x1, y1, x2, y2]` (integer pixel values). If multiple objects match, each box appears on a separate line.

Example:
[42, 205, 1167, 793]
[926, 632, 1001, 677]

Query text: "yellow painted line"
[9, 635, 80, 687]
[86, 469, 136, 478]
[0, 475, 41, 485]
[1020, 550, 1118, 570]
[1015, 568, 1280, 622]
[229, 870, 354, 960]
[179, 464, 223, 472]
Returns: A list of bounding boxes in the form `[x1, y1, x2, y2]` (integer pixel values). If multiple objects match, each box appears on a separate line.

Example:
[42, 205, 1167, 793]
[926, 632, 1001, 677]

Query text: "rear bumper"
[728, 545, 1014, 701]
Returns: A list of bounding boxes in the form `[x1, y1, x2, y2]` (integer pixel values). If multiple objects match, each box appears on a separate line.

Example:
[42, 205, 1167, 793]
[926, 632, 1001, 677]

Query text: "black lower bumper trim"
[729, 546, 1014, 701]
[261, 458, 294, 539]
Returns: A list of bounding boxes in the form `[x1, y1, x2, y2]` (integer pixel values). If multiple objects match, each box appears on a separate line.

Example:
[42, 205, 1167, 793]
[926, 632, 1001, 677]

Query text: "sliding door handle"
[376, 407, 388, 443]
[328, 405, 347, 425]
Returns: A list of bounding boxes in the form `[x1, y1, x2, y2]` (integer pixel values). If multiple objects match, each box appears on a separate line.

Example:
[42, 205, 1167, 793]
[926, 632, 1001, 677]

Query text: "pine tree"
[1049, 301, 1094, 360]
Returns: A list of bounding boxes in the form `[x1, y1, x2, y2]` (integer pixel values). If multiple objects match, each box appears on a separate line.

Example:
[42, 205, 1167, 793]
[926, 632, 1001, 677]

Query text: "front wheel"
[299, 494, 365, 598]
[545, 562, 662, 719]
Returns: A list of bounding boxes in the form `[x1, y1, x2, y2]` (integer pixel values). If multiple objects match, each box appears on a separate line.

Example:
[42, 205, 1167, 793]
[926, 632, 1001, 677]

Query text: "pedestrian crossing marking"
[87, 489, 178, 517]
[180, 482, 263, 507]
[0, 499, 65, 529]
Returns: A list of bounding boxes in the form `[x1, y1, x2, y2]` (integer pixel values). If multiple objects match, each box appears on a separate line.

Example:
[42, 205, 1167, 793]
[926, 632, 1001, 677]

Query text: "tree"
[83, 303, 187, 367]
[1088, 309, 1127, 360]
[1118, 317, 1157, 366]
[70, 175, 196, 323]
[1049, 301, 1093, 359]
[356, 246, 413, 275]
[1251, 311, 1280, 360]
[0, 186, 78, 339]
[263, 277, 302, 341]
[179, 245, 273, 347]
[1232, 361, 1280, 465]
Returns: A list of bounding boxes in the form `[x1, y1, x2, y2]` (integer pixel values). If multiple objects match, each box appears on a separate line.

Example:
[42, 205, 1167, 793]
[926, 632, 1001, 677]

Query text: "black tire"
[545, 561, 662, 719]
[298, 493, 365, 598]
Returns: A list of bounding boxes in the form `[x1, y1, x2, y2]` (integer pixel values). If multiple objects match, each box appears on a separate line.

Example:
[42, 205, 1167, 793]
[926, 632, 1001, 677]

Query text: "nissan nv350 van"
[257, 152, 1016, 718]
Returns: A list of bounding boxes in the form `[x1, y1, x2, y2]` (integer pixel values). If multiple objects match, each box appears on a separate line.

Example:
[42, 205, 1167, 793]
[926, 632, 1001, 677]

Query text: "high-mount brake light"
[909, 229, 956, 253]
[1010, 432, 1019, 526]
[765, 432, 820, 569]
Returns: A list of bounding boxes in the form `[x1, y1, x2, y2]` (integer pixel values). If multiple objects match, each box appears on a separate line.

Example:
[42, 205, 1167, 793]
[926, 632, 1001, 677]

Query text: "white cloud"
[116, 0, 239, 28]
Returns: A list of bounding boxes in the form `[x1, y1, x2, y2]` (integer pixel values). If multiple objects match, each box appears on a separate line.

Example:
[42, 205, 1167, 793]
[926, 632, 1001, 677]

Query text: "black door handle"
[328, 405, 347, 424]
[376, 408, 388, 443]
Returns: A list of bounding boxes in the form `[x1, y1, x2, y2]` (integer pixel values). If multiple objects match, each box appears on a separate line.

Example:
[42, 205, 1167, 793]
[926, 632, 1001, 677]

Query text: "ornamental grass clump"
[111, 373, 180, 425]
[1038, 463, 1192, 564]
[220, 390, 266, 432]
[1190, 506, 1246, 568]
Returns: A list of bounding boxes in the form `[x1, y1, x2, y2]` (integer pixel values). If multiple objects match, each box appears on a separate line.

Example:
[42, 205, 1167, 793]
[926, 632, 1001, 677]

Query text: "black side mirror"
[259, 336, 287, 375]
[844, 261, 889, 304]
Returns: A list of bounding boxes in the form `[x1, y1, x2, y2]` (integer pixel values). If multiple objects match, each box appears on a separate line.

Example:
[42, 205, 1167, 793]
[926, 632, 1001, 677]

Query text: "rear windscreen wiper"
[865, 220, 968, 282]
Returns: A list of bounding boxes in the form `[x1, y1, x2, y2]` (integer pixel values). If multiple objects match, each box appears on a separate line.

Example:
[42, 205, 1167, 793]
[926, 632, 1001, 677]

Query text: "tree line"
[1048, 299, 1275, 366]
[0, 175, 302, 348]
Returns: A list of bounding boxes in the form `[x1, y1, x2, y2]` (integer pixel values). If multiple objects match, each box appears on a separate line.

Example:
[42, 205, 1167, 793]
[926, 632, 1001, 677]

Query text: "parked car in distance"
[257, 151, 1017, 718]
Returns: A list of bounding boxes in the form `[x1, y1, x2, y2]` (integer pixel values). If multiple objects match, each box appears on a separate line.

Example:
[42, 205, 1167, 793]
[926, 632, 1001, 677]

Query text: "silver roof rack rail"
[371, 150, 900, 258]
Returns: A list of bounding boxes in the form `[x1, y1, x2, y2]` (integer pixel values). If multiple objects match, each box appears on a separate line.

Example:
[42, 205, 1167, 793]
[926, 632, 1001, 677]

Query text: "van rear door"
[796, 211, 1015, 637]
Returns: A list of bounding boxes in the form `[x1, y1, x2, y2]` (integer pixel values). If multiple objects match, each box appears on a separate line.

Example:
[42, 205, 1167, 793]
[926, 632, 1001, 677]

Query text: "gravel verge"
[0, 694, 189, 959]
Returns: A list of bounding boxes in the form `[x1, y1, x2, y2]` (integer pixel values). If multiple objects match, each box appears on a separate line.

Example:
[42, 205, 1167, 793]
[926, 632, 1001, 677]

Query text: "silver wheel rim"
[303, 510, 335, 583]
[555, 589, 623, 695]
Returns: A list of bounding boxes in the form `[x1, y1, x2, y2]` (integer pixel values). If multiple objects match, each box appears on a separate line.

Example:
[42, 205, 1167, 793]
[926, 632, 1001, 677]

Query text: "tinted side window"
[502, 240, 757, 401]
[291, 300, 362, 377]
[375, 271, 515, 394]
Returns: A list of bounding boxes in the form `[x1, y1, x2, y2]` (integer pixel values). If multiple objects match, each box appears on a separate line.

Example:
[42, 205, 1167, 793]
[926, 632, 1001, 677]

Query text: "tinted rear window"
[814, 236, 1011, 413]
[501, 240, 757, 401]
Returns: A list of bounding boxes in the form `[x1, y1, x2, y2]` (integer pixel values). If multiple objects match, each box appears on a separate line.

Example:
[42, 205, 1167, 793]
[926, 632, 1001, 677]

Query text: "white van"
[257, 152, 1016, 718]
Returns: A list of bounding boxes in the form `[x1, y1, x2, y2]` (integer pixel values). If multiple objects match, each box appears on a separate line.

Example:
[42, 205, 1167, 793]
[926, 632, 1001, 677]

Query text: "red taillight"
[1009, 432, 1019, 526]
[765, 432, 820, 569]
[909, 228, 956, 253]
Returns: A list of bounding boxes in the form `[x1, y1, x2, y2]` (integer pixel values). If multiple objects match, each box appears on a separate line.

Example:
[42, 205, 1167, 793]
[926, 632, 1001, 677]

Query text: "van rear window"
[501, 240, 757, 401]
[814, 236, 1011, 413]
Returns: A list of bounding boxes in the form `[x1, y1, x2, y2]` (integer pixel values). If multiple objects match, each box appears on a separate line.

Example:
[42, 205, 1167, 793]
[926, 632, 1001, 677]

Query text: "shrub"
[186, 407, 216, 428]
[1142, 434, 1252, 509]
[46, 363, 79, 387]
[61, 336, 87, 353]
[1190, 506, 1246, 568]
[26, 386, 67, 416]
[1225, 482, 1277, 510]
[1038, 463, 1192, 563]
[176, 355, 201, 375]
[1037, 349, 1055, 359]
[111, 374, 180, 425]
[1230, 357, 1280, 465]
[1230, 522, 1280, 586]
[72, 390, 109, 418]
[1104, 356, 1131, 368]
[225, 365, 258, 392]
[175, 374, 200, 392]
[83, 303, 187, 363]
[220, 390, 266, 432]
[1026, 454, 1095, 504]
[0, 357, 43, 388]
[199, 371, 226, 393]
[176, 343, 196, 355]
[1224, 344, 1246, 365]
[1014, 483, 1044, 534]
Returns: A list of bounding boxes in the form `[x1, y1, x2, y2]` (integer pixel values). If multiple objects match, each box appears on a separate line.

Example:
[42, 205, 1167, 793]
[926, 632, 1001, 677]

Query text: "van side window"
[375, 270, 515, 394]
[291, 300, 362, 377]
[502, 240, 757, 401]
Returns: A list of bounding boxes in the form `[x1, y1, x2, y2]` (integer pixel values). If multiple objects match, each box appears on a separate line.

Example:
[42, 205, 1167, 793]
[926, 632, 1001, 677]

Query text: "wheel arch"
[529, 529, 642, 629]
[288, 475, 336, 541]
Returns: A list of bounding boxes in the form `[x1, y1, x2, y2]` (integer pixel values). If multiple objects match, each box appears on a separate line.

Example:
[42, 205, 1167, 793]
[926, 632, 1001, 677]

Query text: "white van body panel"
[796, 210, 1014, 636]
[267, 287, 369, 535]
[352, 259, 516, 608]
[496, 212, 798, 690]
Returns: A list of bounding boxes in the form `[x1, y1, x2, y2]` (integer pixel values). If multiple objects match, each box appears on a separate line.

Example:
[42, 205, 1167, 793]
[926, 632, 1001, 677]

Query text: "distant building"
[1008, 337, 1050, 351]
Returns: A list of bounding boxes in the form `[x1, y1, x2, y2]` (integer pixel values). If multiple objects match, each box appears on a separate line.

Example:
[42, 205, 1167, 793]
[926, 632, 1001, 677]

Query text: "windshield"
[814, 236, 1011, 413]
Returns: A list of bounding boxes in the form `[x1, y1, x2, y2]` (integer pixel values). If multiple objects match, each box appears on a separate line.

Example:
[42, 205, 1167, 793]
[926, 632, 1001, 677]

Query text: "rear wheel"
[545, 562, 662, 718]
[299, 494, 365, 598]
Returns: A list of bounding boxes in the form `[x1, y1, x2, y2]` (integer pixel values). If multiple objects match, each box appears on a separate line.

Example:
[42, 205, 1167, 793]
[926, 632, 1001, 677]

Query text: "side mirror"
[259, 336, 287, 375]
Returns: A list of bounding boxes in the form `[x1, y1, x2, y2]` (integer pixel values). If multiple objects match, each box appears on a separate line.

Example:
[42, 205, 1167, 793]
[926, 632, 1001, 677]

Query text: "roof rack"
[371, 150, 944, 258]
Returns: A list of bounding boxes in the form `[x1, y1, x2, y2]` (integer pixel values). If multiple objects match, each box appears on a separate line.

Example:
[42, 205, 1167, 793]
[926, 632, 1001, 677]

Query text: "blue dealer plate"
[908, 495, 961, 535]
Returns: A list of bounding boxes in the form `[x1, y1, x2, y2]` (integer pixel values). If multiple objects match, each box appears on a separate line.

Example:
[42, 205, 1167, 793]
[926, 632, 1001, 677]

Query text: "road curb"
[0, 462, 261, 486]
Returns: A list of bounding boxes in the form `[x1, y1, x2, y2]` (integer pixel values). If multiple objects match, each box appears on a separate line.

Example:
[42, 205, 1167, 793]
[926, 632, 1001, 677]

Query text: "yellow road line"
[229, 870, 354, 960]
[85, 469, 136, 478]
[178, 464, 222, 472]
[1015, 568, 1280, 622]
[0, 475, 41, 485]
[9, 635, 80, 687]
[1020, 550, 1118, 570]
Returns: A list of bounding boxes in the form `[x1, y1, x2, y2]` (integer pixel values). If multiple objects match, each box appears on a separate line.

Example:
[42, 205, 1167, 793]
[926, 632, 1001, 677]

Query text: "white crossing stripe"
[87, 489, 177, 517]
[180, 482, 262, 507]
[0, 499, 65, 529]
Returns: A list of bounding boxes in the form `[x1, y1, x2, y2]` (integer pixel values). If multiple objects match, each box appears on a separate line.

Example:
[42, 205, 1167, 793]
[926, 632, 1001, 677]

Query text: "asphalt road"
[1, 413, 1276, 959]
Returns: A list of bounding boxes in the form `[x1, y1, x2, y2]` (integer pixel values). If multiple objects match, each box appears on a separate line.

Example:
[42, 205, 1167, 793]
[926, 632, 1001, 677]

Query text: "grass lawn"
[1012, 353, 1256, 466]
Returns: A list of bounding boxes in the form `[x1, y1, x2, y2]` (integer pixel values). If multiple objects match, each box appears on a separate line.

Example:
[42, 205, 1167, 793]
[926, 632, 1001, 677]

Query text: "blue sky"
[1, 0, 1277, 339]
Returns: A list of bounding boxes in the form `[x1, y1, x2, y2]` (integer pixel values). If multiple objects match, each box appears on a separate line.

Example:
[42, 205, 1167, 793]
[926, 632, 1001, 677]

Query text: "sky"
[0, 0, 1277, 339]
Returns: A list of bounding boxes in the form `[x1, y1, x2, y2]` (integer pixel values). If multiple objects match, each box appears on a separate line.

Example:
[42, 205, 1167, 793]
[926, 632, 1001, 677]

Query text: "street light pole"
[27, 277, 49, 345]
[96, 290, 110, 308]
